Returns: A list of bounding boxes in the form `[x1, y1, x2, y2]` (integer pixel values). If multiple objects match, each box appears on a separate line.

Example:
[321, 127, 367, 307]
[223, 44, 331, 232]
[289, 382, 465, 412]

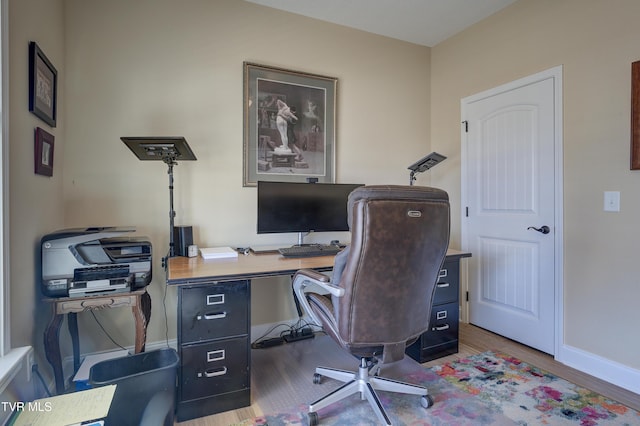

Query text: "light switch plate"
[604, 191, 620, 212]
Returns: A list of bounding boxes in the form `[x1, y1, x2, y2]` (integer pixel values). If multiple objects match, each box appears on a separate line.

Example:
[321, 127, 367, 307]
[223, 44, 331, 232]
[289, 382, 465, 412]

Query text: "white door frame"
[461, 66, 564, 359]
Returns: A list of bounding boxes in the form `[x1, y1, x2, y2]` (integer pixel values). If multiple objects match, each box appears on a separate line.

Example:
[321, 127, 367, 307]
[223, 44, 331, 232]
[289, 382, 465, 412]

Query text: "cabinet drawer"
[179, 281, 249, 343]
[425, 302, 459, 347]
[180, 336, 249, 401]
[433, 261, 459, 305]
[406, 302, 459, 363]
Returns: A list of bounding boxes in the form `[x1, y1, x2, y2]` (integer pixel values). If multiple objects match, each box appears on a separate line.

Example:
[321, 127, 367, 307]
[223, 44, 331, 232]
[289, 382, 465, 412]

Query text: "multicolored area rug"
[432, 351, 640, 426]
[237, 351, 640, 425]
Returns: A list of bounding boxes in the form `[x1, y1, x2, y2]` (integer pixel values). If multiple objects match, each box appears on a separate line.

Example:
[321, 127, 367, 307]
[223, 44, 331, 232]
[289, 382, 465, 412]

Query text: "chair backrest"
[334, 185, 450, 360]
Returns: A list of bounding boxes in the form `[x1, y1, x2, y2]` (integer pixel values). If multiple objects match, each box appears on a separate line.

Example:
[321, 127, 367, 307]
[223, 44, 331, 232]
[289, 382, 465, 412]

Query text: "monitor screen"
[257, 181, 364, 235]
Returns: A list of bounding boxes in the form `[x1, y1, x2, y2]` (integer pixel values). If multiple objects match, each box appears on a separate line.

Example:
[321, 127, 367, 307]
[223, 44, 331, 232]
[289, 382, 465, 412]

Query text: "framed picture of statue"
[243, 62, 337, 186]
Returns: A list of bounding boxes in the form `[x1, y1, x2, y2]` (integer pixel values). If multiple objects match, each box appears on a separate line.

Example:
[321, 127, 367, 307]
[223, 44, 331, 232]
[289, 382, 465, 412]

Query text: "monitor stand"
[286, 229, 319, 343]
[296, 232, 308, 246]
[293, 232, 332, 248]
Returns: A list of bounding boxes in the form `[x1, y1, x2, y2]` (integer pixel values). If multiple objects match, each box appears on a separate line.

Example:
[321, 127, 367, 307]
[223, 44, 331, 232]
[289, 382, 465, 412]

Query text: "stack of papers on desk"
[200, 246, 238, 259]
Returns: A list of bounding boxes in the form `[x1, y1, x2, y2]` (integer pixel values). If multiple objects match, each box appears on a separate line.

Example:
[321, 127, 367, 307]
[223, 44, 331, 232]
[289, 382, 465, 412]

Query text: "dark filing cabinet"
[176, 280, 251, 422]
[406, 258, 461, 363]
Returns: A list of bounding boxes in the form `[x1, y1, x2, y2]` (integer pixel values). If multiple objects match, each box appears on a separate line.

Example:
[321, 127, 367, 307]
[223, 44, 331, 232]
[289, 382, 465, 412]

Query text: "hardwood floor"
[178, 323, 640, 425]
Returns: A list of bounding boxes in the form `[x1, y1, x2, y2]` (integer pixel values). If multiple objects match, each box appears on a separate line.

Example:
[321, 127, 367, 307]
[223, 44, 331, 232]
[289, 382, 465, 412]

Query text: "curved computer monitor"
[257, 181, 363, 241]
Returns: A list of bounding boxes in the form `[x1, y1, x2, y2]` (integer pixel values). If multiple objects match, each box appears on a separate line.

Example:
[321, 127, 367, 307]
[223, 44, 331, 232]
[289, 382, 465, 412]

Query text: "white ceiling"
[244, 0, 517, 47]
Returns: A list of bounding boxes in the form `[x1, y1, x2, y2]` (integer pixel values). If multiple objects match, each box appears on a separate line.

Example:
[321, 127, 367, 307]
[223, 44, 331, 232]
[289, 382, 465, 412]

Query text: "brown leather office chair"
[293, 185, 450, 425]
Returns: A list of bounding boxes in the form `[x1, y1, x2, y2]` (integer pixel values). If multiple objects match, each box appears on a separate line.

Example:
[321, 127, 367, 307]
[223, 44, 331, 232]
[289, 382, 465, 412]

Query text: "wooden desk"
[167, 249, 471, 283]
[166, 251, 336, 283]
[43, 289, 151, 395]
[166, 249, 470, 421]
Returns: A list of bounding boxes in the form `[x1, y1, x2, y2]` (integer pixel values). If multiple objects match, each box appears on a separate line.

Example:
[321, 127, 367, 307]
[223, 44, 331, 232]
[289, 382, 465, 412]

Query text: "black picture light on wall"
[407, 152, 446, 186]
[121, 136, 197, 260]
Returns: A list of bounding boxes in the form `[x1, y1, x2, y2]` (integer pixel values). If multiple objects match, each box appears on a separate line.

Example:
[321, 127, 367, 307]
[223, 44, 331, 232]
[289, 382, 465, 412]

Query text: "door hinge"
[462, 120, 468, 132]
[466, 291, 469, 302]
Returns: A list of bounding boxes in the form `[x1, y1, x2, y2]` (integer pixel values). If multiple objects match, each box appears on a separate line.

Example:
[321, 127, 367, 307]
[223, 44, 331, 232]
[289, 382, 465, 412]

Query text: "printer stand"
[43, 289, 151, 395]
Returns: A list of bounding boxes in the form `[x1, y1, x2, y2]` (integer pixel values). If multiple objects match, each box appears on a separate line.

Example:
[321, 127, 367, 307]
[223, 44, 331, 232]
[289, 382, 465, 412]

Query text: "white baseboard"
[558, 344, 640, 394]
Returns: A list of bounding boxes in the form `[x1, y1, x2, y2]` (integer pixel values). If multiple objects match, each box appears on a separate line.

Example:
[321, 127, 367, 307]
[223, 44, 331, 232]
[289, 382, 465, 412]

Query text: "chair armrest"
[293, 269, 344, 297]
[292, 269, 344, 326]
[295, 268, 330, 282]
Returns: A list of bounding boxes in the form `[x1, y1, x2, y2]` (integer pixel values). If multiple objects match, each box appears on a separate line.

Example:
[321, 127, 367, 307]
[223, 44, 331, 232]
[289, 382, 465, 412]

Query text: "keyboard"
[278, 244, 342, 258]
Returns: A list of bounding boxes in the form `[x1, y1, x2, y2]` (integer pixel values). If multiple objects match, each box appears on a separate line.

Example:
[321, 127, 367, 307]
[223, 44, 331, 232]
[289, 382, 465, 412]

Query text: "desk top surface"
[166, 248, 470, 285]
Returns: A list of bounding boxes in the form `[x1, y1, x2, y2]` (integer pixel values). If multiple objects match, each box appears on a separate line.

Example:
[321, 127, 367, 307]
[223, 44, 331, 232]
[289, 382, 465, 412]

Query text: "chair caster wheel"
[313, 373, 322, 384]
[308, 411, 319, 425]
[421, 394, 434, 408]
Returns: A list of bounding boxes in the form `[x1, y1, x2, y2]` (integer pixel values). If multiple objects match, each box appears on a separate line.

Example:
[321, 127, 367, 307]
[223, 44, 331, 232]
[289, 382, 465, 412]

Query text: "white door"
[461, 67, 562, 355]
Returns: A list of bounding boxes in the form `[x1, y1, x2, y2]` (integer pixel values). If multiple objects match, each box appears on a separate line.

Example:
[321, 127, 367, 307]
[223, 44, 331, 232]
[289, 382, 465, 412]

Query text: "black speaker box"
[173, 226, 193, 257]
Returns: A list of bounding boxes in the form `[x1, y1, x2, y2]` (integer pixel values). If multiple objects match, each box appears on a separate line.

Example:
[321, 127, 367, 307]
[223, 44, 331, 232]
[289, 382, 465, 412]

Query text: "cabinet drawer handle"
[201, 367, 227, 378]
[207, 294, 225, 305]
[432, 324, 450, 331]
[207, 349, 225, 362]
[438, 269, 448, 279]
[436, 282, 450, 288]
[197, 312, 227, 320]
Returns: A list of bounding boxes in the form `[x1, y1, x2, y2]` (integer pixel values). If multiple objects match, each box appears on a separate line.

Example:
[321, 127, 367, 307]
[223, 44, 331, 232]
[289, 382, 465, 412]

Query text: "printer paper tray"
[68, 283, 130, 297]
[68, 277, 130, 297]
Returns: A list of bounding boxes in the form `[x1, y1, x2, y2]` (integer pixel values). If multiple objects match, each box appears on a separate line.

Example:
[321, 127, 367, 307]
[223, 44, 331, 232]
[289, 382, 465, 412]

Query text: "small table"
[43, 289, 151, 395]
[272, 152, 297, 167]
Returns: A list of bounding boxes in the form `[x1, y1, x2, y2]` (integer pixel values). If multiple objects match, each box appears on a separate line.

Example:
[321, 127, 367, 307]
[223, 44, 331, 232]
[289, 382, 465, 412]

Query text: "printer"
[41, 227, 152, 297]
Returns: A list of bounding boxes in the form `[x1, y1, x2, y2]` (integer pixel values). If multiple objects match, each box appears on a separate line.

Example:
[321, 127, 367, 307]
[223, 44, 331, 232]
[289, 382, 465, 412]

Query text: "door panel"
[479, 237, 538, 317]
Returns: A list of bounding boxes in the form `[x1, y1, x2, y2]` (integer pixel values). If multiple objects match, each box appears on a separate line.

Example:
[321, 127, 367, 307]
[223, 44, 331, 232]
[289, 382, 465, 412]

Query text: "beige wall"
[431, 0, 640, 369]
[10, 0, 639, 389]
[61, 0, 431, 353]
[8, 0, 65, 365]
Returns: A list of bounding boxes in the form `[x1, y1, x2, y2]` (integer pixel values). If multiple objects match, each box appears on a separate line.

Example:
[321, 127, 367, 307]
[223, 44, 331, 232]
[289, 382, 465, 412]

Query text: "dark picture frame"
[243, 62, 337, 187]
[35, 127, 54, 176]
[632, 60, 640, 170]
[29, 41, 57, 128]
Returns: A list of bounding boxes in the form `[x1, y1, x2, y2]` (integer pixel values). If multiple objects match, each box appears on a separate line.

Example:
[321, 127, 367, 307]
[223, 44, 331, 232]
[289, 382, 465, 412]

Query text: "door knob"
[527, 225, 550, 234]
